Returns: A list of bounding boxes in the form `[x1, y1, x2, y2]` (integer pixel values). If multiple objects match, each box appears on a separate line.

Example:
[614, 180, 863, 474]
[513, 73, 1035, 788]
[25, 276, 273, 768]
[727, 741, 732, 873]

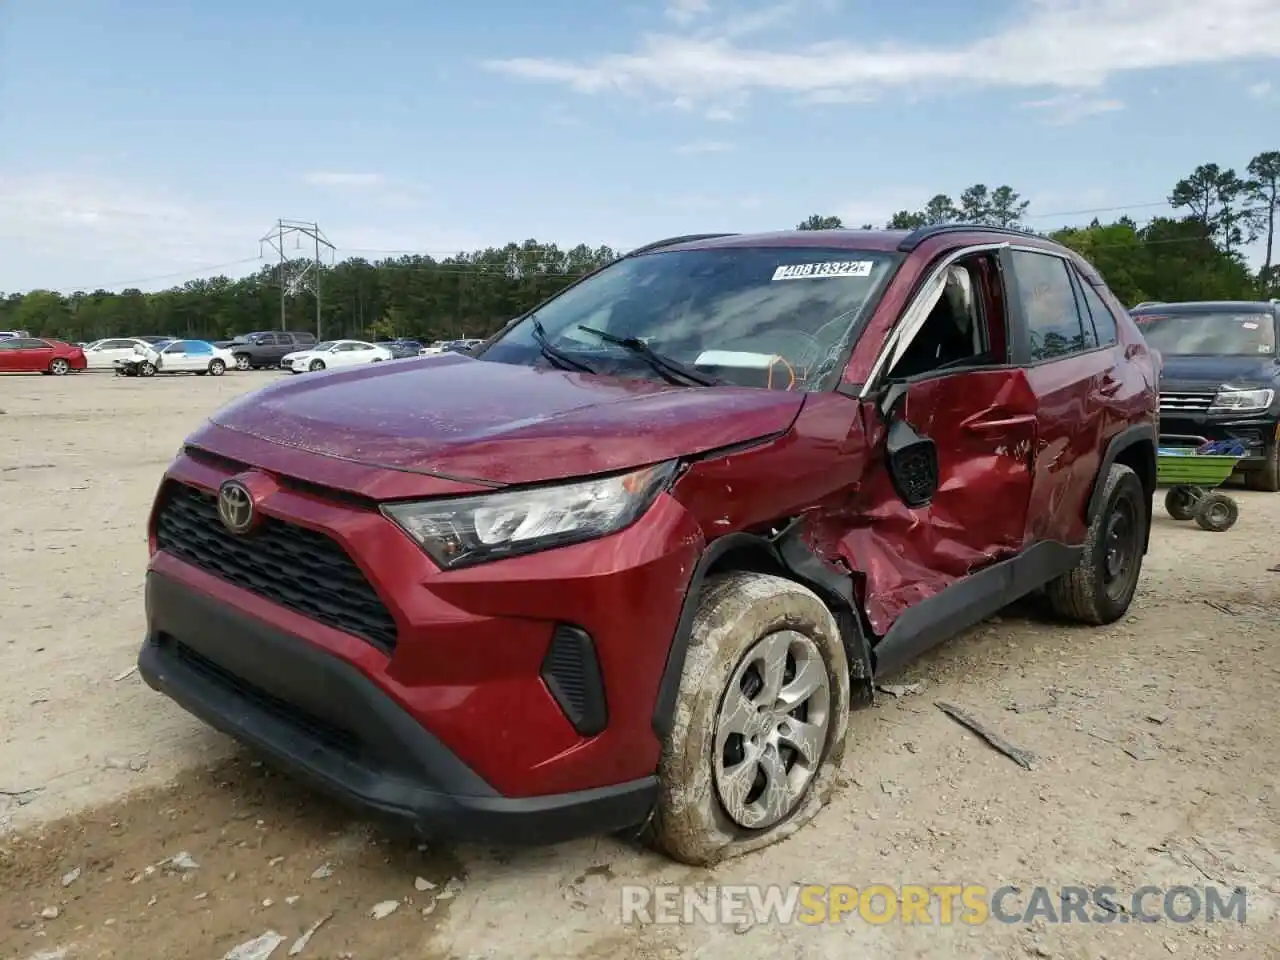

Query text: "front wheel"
[139, 361, 156, 377]
[309, 359, 326, 372]
[209, 359, 226, 376]
[49, 358, 70, 376]
[1194, 492, 1238, 532]
[234, 354, 251, 371]
[648, 572, 850, 866]
[1245, 442, 1280, 492]
[1045, 463, 1146, 625]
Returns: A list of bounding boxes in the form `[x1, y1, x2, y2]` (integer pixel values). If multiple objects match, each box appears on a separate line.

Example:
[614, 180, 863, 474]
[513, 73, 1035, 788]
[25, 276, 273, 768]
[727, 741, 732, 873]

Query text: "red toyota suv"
[137, 226, 1159, 865]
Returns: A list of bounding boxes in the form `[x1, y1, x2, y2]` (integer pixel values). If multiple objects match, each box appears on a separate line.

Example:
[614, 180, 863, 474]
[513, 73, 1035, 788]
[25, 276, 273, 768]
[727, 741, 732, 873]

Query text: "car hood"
[208, 354, 804, 485]
[1159, 354, 1280, 390]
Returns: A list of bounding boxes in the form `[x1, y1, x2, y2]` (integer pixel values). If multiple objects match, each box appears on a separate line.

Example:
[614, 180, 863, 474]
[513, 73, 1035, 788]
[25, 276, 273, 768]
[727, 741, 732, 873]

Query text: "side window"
[166, 341, 188, 353]
[189, 341, 213, 355]
[885, 253, 1005, 381]
[257, 333, 278, 346]
[1074, 274, 1119, 346]
[1009, 251, 1090, 362]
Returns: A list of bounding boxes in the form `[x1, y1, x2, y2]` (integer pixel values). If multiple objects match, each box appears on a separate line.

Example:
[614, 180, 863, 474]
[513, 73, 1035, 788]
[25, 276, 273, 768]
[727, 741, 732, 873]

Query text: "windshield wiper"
[575, 325, 719, 386]
[530, 317, 595, 374]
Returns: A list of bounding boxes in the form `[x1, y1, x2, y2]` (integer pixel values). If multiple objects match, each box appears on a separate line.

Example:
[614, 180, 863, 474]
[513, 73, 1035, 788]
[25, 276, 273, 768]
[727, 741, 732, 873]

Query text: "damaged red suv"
[138, 226, 1159, 864]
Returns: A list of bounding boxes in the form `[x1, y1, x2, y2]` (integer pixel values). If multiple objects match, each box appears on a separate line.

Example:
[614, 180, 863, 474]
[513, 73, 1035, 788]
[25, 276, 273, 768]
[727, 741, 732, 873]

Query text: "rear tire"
[1045, 463, 1146, 625]
[648, 572, 850, 866]
[49, 358, 70, 376]
[209, 359, 226, 376]
[1164, 486, 1201, 521]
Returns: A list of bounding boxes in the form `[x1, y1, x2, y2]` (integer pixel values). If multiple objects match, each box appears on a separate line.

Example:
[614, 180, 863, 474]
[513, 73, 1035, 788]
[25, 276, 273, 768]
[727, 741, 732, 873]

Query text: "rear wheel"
[1164, 486, 1201, 521]
[234, 354, 251, 371]
[49, 358, 70, 376]
[649, 572, 850, 866]
[209, 359, 226, 376]
[1045, 463, 1146, 625]
[309, 359, 326, 372]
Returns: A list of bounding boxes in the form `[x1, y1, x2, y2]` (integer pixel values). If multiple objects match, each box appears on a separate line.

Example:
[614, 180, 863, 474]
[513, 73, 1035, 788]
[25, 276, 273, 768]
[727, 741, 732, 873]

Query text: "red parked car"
[0, 337, 86, 375]
[137, 225, 1159, 864]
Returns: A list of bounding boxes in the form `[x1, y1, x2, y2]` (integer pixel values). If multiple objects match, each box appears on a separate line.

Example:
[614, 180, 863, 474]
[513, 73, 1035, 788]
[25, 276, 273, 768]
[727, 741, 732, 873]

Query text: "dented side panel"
[837, 369, 1038, 635]
[670, 394, 867, 538]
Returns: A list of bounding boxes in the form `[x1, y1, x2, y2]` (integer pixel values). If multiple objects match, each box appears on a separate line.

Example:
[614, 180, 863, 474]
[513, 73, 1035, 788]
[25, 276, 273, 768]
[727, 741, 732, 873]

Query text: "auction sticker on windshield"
[772, 261, 873, 280]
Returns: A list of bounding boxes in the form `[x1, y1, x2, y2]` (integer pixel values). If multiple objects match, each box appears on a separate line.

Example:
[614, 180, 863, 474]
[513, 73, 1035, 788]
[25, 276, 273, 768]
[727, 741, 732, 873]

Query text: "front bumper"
[1158, 413, 1279, 468]
[139, 571, 658, 843]
[138, 442, 703, 837]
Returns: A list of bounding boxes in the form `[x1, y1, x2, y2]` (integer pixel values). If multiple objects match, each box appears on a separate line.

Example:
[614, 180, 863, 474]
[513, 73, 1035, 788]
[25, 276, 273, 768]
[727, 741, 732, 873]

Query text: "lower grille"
[155, 482, 398, 654]
[171, 638, 361, 758]
[1159, 391, 1214, 414]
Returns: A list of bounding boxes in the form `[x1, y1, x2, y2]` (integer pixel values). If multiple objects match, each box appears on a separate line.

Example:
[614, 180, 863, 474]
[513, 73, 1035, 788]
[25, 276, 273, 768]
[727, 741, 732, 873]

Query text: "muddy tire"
[1045, 463, 1146, 625]
[1194, 492, 1238, 532]
[648, 572, 850, 866]
[1164, 486, 1201, 521]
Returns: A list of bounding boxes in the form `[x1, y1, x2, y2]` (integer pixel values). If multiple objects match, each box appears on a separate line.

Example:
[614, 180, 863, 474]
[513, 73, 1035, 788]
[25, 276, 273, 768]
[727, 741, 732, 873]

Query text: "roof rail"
[625, 233, 739, 257]
[897, 223, 1036, 253]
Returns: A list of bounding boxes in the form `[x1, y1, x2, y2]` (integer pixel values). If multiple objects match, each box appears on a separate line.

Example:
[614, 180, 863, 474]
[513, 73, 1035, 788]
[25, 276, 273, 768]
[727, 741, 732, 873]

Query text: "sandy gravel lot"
[1, 370, 1278, 960]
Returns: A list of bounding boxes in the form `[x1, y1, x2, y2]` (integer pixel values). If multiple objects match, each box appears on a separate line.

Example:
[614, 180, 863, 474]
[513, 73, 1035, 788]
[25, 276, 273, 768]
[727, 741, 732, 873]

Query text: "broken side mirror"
[885, 415, 939, 509]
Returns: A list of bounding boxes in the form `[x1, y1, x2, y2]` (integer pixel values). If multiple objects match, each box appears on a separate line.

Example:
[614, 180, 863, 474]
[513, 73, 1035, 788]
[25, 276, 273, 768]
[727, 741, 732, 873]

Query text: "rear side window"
[1073, 273, 1119, 346]
[1009, 251, 1091, 361]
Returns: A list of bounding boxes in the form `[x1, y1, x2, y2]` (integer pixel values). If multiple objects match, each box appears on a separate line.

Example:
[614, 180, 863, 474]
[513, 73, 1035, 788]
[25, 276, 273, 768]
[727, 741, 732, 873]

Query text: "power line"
[63, 255, 266, 292]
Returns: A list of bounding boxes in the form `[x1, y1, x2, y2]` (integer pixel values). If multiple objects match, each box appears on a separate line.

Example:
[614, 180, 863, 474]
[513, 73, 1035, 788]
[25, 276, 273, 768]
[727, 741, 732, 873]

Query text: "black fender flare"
[650, 520, 874, 741]
[1086, 423, 1156, 548]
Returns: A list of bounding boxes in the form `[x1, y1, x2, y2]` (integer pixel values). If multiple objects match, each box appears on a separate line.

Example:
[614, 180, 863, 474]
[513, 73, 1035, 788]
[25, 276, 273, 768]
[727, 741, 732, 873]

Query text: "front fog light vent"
[540, 624, 608, 737]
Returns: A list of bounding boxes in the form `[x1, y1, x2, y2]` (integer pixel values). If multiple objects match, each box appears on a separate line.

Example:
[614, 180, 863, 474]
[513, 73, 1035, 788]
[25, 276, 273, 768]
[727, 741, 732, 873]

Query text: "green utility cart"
[1157, 442, 1243, 533]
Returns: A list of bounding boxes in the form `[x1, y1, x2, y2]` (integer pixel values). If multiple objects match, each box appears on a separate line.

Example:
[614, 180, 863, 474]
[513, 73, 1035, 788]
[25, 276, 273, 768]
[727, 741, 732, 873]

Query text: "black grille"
[170, 638, 361, 758]
[540, 625, 607, 737]
[155, 482, 398, 654]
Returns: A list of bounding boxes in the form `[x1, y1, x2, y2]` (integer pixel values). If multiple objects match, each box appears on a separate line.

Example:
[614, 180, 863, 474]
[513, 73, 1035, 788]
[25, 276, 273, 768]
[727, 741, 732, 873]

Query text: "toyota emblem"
[217, 479, 256, 535]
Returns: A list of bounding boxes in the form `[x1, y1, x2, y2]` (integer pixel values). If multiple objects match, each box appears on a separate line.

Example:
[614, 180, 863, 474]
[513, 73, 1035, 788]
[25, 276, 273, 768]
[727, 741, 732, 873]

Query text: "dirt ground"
[1, 370, 1278, 960]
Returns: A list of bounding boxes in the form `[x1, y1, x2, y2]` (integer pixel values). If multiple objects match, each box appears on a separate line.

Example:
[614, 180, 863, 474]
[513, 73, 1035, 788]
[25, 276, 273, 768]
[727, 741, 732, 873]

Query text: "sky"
[0, 0, 1278, 293]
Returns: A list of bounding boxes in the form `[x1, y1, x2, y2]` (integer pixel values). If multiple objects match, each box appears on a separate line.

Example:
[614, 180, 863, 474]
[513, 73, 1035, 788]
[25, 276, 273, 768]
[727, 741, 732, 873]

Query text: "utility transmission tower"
[259, 219, 336, 338]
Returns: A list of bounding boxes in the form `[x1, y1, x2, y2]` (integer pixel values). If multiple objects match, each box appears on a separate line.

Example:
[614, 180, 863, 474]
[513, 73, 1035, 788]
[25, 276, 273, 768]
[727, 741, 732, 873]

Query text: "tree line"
[2, 151, 1276, 345]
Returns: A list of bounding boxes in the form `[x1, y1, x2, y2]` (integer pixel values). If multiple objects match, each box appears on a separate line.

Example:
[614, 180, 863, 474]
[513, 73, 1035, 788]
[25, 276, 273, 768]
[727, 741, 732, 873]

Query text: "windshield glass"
[311, 341, 336, 351]
[1134, 312, 1277, 356]
[481, 246, 899, 389]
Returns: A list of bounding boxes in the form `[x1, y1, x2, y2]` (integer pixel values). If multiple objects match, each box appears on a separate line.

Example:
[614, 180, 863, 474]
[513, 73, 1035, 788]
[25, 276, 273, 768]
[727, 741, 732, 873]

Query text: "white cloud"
[665, 0, 711, 25]
[673, 139, 736, 154]
[1021, 92, 1125, 125]
[0, 173, 259, 292]
[303, 172, 385, 187]
[483, 0, 1280, 110]
[1247, 79, 1274, 98]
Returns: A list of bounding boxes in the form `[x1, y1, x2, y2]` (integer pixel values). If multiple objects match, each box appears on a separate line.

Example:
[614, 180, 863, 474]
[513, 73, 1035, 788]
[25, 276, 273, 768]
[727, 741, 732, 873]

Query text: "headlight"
[1208, 387, 1275, 413]
[382, 461, 676, 569]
